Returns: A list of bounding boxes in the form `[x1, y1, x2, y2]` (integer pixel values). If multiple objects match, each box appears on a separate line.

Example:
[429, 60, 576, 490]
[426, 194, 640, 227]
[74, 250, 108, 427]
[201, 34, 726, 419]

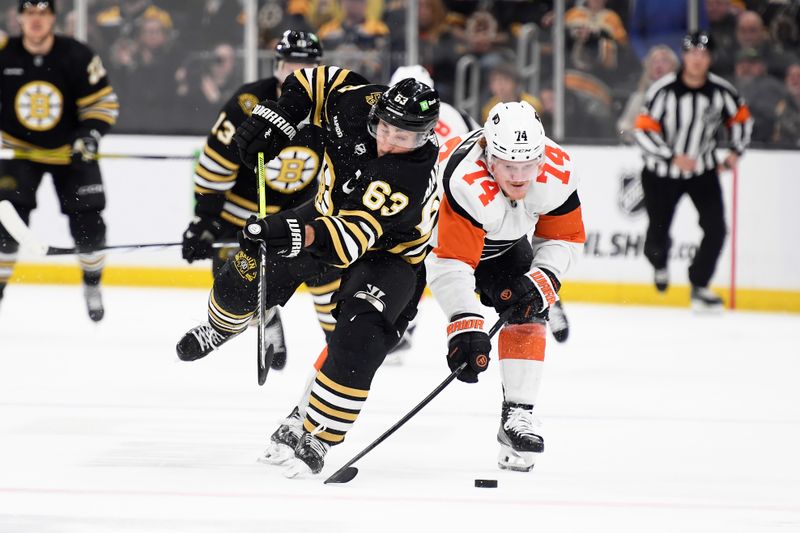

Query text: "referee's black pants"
[641, 169, 727, 288]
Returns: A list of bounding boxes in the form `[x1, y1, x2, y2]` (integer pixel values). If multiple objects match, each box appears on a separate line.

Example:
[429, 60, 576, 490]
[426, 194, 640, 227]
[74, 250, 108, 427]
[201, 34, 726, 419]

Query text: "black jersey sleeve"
[192, 81, 273, 218]
[69, 40, 119, 136]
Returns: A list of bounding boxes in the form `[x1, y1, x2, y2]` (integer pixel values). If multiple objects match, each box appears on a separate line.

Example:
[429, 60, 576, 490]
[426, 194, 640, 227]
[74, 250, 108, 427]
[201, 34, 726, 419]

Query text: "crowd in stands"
[1, 0, 798, 147]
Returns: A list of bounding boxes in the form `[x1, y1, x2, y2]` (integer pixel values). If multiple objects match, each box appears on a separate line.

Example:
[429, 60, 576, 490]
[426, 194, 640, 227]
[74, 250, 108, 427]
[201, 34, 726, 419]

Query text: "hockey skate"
[497, 401, 544, 472]
[654, 268, 669, 293]
[258, 406, 304, 466]
[176, 323, 238, 361]
[83, 284, 104, 322]
[690, 286, 724, 313]
[548, 300, 569, 343]
[283, 429, 330, 478]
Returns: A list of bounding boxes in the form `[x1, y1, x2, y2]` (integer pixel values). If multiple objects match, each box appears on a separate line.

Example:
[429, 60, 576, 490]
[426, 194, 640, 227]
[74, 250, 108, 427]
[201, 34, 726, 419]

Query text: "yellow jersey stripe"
[204, 145, 239, 171]
[76, 86, 114, 107]
[302, 420, 345, 443]
[307, 278, 341, 294]
[319, 217, 350, 267]
[338, 209, 383, 237]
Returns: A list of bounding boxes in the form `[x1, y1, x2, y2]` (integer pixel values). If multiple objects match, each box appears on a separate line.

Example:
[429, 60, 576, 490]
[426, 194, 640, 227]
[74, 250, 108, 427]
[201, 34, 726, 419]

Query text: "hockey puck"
[474, 479, 498, 488]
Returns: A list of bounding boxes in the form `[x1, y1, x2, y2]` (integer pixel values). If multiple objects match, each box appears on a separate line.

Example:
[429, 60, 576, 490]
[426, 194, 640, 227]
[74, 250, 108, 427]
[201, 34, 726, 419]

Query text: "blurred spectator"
[772, 62, 800, 146]
[564, 69, 617, 138]
[565, 0, 631, 83]
[481, 62, 542, 122]
[176, 43, 239, 127]
[413, 0, 462, 101]
[93, 0, 155, 50]
[258, 0, 314, 48]
[176, 0, 244, 53]
[454, 10, 513, 104]
[318, 0, 390, 82]
[734, 47, 786, 142]
[706, 0, 739, 78]
[537, 84, 555, 132]
[112, 6, 181, 132]
[630, 0, 709, 59]
[617, 45, 680, 139]
[735, 10, 796, 78]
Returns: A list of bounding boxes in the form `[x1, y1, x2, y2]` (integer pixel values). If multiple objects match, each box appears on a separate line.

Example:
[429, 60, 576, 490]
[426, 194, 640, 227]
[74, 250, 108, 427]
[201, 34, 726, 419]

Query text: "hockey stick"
[0, 148, 198, 161]
[256, 153, 274, 386]
[324, 311, 512, 484]
[0, 200, 234, 255]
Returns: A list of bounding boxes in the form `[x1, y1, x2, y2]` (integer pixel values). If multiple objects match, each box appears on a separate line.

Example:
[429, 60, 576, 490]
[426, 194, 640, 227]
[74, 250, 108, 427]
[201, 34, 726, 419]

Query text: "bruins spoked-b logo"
[233, 250, 258, 282]
[265, 146, 319, 193]
[15, 81, 63, 131]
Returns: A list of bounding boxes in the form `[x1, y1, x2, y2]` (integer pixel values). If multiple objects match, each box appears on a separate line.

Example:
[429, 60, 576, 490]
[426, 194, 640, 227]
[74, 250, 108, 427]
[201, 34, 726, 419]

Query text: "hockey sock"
[207, 289, 255, 335]
[303, 370, 368, 446]
[498, 322, 546, 404]
[78, 252, 105, 286]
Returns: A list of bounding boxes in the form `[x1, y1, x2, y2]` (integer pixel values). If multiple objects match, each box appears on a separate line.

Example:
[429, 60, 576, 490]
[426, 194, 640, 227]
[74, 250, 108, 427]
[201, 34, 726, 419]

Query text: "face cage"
[367, 111, 431, 149]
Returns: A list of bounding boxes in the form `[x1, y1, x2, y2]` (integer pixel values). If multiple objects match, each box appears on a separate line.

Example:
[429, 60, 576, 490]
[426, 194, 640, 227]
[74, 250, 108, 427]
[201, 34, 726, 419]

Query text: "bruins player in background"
[184, 67, 440, 477]
[179, 30, 337, 370]
[0, 0, 119, 320]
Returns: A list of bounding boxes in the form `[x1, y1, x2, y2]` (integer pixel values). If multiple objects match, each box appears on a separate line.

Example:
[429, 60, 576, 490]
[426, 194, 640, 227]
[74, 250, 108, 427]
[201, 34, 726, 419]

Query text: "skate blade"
[497, 447, 537, 472]
[257, 444, 295, 466]
[283, 458, 315, 479]
[691, 301, 724, 314]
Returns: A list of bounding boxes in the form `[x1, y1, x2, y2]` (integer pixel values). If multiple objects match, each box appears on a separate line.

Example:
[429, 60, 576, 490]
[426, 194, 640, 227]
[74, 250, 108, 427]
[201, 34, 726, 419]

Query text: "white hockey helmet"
[483, 101, 545, 163]
[389, 64, 435, 89]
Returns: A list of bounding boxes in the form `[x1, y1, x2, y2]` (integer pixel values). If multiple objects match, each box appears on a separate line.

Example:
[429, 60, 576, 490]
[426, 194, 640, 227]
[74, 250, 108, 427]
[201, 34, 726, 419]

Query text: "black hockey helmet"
[368, 78, 440, 142]
[682, 30, 714, 52]
[275, 30, 323, 62]
[19, 0, 54, 12]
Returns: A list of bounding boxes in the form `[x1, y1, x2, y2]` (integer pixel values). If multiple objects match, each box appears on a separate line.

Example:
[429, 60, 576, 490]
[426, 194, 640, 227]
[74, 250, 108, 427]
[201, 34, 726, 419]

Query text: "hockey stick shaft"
[324, 311, 512, 484]
[0, 148, 198, 161]
[256, 152, 273, 386]
[1, 198, 235, 255]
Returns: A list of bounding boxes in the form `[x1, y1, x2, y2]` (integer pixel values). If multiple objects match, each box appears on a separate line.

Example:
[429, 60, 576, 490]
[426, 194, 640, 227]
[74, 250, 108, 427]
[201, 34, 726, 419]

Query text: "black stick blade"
[324, 466, 359, 484]
[257, 345, 273, 386]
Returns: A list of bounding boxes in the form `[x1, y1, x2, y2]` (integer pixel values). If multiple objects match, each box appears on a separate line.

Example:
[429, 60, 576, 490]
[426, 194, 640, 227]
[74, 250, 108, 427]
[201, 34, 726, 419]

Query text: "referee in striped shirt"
[634, 30, 753, 310]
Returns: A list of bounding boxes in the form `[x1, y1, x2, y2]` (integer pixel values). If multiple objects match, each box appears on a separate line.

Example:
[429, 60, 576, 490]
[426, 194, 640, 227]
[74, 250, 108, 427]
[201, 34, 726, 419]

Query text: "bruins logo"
[365, 91, 383, 106]
[15, 81, 63, 131]
[265, 146, 319, 193]
[238, 93, 259, 116]
[0, 176, 17, 190]
[233, 250, 258, 282]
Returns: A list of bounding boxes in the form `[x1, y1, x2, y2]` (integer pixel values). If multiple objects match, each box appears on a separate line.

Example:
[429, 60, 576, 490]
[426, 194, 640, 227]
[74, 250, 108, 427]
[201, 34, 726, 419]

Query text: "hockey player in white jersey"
[426, 101, 585, 471]
[389, 65, 479, 145]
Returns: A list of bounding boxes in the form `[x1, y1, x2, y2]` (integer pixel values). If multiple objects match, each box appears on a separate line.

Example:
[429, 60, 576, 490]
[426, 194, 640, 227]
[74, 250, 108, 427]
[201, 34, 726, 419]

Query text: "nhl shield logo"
[354, 143, 366, 155]
[233, 250, 258, 282]
[617, 170, 646, 217]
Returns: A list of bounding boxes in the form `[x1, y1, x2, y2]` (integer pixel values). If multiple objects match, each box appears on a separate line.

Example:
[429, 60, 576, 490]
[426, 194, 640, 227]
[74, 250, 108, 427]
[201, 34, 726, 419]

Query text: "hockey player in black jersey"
[0, 0, 119, 321]
[177, 30, 339, 369]
[224, 70, 440, 477]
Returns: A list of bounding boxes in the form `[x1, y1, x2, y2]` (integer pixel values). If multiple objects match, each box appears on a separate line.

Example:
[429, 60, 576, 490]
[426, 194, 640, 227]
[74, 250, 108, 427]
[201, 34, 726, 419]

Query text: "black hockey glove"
[71, 129, 101, 164]
[240, 210, 305, 258]
[489, 267, 561, 318]
[233, 100, 298, 169]
[446, 313, 492, 383]
[182, 216, 223, 263]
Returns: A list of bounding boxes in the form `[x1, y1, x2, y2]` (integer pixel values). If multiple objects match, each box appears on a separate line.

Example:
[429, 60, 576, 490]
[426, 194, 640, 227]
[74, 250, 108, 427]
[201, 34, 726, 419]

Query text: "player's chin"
[506, 183, 530, 200]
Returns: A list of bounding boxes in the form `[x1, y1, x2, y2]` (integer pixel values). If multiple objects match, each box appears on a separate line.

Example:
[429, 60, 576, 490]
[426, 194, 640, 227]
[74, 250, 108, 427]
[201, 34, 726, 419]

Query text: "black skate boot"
[176, 323, 238, 361]
[264, 308, 288, 370]
[691, 285, 723, 313]
[497, 401, 544, 472]
[284, 429, 330, 478]
[258, 406, 304, 465]
[83, 284, 104, 322]
[548, 300, 569, 343]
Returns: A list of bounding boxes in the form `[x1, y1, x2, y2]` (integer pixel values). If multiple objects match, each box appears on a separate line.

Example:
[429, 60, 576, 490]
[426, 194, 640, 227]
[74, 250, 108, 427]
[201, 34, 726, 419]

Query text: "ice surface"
[1, 285, 799, 532]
